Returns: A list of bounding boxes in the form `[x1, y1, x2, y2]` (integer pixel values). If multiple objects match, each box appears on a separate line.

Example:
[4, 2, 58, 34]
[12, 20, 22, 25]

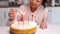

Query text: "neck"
[30, 6, 37, 13]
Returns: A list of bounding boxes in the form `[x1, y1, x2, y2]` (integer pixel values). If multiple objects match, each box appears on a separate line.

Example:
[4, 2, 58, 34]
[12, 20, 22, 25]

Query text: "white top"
[17, 0, 23, 4]
[6, 4, 48, 26]
[18, 4, 48, 25]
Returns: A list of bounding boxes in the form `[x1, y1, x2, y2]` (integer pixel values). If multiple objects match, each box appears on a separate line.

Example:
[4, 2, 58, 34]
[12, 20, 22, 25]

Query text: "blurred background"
[0, 0, 60, 26]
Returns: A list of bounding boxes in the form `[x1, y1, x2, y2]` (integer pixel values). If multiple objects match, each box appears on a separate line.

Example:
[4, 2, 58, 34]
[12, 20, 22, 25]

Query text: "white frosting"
[11, 21, 37, 30]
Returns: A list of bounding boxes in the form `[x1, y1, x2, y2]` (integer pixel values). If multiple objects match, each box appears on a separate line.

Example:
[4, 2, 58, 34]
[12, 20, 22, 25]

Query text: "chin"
[32, 6, 37, 8]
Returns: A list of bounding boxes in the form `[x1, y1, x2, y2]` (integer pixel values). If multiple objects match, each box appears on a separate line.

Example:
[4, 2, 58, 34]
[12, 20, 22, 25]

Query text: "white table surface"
[0, 24, 60, 34]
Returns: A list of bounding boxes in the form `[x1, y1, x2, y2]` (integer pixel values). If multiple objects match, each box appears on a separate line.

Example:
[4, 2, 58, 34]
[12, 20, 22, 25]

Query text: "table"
[0, 24, 60, 34]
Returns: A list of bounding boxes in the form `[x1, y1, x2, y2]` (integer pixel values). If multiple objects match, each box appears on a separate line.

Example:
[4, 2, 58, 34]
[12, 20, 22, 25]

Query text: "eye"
[37, 0, 42, 2]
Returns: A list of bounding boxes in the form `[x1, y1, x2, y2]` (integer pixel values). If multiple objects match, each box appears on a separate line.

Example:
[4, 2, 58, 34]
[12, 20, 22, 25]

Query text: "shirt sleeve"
[42, 8, 48, 23]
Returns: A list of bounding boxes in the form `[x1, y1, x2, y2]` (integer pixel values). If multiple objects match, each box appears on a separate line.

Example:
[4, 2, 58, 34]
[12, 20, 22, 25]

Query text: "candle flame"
[20, 11, 25, 15]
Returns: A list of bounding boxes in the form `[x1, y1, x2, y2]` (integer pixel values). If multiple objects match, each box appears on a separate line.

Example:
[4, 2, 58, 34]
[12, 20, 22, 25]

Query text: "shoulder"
[40, 5, 48, 13]
[39, 5, 44, 9]
[41, 7, 48, 16]
[43, 8, 48, 17]
[44, 8, 48, 13]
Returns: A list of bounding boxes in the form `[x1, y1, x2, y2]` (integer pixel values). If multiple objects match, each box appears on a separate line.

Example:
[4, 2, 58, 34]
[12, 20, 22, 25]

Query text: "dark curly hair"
[42, 0, 47, 8]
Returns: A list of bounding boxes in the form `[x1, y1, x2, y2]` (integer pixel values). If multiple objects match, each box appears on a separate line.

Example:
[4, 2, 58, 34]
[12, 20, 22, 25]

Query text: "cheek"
[30, 0, 33, 3]
[30, 1, 34, 5]
[37, 2, 42, 6]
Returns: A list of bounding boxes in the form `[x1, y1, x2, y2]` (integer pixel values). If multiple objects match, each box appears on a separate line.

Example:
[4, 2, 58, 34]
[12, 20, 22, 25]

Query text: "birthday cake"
[10, 21, 37, 34]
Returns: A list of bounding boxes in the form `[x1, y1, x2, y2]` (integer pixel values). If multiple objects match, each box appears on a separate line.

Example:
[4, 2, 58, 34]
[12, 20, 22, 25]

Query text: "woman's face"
[30, 0, 43, 8]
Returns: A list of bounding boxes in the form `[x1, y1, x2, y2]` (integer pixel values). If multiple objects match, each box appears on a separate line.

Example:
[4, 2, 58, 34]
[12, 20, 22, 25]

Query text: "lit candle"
[32, 15, 35, 22]
[28, 16, 29, 24]
[18, 21, 19, 26]
[16, 12, 20, 26]
[32, 15, 33, 21]
[20, 12, 25, 26]
[22, 14, 24, 26]
[18, 16, 20, 26]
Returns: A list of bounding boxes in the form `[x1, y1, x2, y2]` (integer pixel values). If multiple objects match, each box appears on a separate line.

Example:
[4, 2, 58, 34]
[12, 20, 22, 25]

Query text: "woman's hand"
[39, 23, 47, 29]
[8, 9, 15, 20]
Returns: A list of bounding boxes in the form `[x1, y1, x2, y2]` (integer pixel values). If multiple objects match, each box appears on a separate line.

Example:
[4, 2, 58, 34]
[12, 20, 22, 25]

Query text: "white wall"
[23, 0, 29, 4]
[51, 7, 60, 24]
[59, 0, 60, 4]
[17, 0, 29, 4]
[47, 7, 60, 24]
[0, 1, 8, 6]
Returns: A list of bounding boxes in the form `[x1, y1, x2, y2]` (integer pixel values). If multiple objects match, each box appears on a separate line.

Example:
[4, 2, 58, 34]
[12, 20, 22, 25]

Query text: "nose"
[33, 0, 36, 4]
[34, 0, 36, 2]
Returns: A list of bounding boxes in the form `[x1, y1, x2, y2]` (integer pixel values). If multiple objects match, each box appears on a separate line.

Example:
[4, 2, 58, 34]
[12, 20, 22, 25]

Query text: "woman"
[7, 0, 48, 29]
